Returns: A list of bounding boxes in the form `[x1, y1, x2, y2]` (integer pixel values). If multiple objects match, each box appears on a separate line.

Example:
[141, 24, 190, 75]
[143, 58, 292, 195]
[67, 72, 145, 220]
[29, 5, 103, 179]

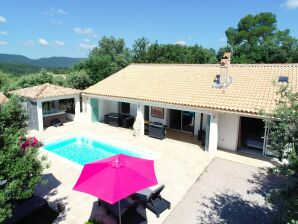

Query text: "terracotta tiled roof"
[84, 64, 298, 115]
[0, 92, 8, 104]
[10, 83, 81, 100]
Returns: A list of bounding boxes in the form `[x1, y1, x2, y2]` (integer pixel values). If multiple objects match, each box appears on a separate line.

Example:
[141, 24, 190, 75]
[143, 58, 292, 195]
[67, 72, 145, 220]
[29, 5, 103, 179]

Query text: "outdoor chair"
[133, 184, 171, 218]
[121, 115, 135, 128]
[98, 198, 147, 224]
[109, 113, 122, 127]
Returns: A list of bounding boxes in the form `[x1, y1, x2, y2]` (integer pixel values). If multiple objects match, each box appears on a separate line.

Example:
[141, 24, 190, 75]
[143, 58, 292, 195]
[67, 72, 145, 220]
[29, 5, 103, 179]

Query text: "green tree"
[263, 85, 298, 223]
[16, 69, 55, 88]
[144, 42, 217, 64]
[0, 71, 10, 90]
[132, 37, 150, 63]
[0, 96, 46, 222]
[66, 70, 92, 90]
[265, 85, 298, 173]
[222, 12, 298, 63]
[75, 36, 131, 84]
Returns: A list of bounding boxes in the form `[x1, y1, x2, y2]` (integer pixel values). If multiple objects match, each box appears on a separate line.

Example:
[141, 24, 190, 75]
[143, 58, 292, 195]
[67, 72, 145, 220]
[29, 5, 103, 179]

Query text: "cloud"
[22, 40, 35, 47]
[282, 0, 298, 9]
[0, 41, 8, 45]
[43, 7, 68, 16]
[51, 19, 62, 24]
[0, 31, 8, 35]
[79, 42, 96, 50]
[38, 38, 48, 46]
[83, 38, 90, 43]
[0, 16, 7, 23]
[219, 37, 227, 42]
[53, 40, 65, 46]
[175, 40, 186, 45]
[74, 27, 98, 38]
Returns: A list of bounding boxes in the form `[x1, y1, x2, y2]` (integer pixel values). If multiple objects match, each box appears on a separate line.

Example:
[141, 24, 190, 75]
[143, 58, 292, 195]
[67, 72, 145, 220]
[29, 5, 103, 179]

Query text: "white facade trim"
[82, 93, 264, 119]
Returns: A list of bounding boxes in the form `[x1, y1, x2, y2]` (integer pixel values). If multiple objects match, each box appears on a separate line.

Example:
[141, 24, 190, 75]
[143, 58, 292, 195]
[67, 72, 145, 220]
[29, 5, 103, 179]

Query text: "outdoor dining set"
[104, 113, 167, 140]
[73, 154, 171, 224]
[104, 113, 135, 128]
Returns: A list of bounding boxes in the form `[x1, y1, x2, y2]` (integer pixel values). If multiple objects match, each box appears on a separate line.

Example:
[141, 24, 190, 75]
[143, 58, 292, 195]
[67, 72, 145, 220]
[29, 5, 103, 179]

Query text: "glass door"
[90, 98, 99, 122]
[169, 109, 181, 131]
[182, 111, 195, 133]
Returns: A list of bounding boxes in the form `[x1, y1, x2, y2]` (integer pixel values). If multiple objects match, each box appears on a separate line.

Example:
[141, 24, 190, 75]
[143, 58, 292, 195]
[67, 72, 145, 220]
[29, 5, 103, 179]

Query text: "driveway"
[164, 157, 286, 224]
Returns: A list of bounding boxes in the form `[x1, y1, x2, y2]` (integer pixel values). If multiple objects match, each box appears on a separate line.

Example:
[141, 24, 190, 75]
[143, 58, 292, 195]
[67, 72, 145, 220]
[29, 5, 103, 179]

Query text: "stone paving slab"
[33, 122, 214, 224]
[164, 158, 281, 224]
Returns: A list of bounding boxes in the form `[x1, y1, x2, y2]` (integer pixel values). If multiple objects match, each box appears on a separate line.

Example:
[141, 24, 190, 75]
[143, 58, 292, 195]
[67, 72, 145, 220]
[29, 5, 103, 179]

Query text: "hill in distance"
[0, 53, 85, 68]
[0, 53, 86, 75]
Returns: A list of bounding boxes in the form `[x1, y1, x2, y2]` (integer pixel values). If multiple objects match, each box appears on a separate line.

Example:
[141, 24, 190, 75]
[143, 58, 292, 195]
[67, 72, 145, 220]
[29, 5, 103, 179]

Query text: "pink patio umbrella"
[73, 154, 158, 224]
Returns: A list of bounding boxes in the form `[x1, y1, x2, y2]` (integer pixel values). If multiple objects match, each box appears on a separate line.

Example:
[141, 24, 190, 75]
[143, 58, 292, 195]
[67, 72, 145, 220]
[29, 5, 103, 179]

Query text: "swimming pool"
[43, 136, 142, 165]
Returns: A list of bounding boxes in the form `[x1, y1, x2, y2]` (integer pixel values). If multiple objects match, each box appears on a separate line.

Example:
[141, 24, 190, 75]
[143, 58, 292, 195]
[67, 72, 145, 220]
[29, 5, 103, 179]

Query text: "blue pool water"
[43, 136, 142, 165]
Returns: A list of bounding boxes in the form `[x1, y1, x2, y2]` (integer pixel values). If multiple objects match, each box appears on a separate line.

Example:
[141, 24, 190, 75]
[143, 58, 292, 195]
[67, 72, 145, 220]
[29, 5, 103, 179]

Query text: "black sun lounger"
[133, 184, 171, 218]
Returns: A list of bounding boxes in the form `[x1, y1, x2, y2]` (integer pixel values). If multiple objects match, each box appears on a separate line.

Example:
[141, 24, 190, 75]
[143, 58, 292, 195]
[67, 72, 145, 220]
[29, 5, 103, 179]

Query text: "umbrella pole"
[118, 201, 122, 224]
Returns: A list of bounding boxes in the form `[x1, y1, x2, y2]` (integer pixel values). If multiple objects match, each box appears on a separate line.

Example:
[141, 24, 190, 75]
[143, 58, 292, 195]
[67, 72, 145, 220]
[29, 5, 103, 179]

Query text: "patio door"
[91, 98, 99, 122]
[182, 111, 195, 133]
[169, 109, 195, 134]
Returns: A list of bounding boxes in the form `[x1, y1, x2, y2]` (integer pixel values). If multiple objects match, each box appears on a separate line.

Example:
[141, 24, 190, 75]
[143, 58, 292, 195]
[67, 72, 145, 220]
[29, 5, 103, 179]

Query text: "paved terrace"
[31, 121, 273, 224]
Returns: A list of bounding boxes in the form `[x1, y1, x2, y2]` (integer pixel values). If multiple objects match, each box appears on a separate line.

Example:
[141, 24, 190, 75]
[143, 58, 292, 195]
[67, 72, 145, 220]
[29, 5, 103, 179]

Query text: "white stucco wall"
[218, 113, 240, 151]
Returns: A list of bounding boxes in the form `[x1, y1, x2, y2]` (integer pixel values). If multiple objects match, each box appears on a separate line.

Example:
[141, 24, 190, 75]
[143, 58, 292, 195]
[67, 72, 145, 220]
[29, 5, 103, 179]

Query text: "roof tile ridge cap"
[231, 63, 298, 67]
[36, 83, 49, 98]
[129, 63, 218, 66]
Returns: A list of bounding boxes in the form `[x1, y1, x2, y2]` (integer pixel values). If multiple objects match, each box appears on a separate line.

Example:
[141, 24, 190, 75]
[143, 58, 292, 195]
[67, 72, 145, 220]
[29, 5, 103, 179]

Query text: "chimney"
[212, 52, 233, 89]
[219, 52, 231, 84]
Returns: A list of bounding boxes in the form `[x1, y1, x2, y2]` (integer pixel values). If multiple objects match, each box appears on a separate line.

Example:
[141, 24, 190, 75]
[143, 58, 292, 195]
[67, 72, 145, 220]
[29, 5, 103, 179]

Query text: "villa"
[6, 54, 297, 224]
[8, 54, 298, 158]
[81, 54, 298, 156]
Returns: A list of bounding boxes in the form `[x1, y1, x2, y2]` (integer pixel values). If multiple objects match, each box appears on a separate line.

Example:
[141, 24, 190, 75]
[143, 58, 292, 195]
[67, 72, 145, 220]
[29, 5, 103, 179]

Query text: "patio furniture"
[121, 203, 148, 224]
[148, 122, 166, 140]
[144, 121, 149, 135]
[4, 196, 53, 224]
[121, 115, 135, 128]
[104, 114, 110, 124]
[73, 154, 158, 224]
[99, 199, 147, 224]
[109, 113, 122, 127]
[51, 119, 63, 127]
[133, 184, 171, 218]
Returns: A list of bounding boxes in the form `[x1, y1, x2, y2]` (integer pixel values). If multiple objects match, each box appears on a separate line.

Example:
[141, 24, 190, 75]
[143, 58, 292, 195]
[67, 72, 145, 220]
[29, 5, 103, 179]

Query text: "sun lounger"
[133, 184, 171, 218]
[5, 196, 51, 224]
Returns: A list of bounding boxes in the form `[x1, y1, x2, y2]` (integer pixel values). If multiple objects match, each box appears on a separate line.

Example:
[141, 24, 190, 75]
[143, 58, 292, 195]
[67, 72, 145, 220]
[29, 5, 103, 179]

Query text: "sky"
[0, 0, 298, 59]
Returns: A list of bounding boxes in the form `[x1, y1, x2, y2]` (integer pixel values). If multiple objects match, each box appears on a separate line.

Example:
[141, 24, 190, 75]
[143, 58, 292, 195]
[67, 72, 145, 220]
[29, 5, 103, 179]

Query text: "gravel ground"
[164, 157, 285, 224]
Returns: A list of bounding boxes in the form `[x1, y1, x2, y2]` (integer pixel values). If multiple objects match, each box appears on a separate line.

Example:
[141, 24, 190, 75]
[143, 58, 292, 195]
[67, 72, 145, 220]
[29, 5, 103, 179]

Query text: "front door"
[90, 98, 99, 122]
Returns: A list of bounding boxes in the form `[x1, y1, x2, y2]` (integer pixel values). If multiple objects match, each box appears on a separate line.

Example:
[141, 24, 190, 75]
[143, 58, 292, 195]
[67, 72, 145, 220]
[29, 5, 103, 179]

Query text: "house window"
[121, 102, 130, 114]
[151, 107, 164, 119]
